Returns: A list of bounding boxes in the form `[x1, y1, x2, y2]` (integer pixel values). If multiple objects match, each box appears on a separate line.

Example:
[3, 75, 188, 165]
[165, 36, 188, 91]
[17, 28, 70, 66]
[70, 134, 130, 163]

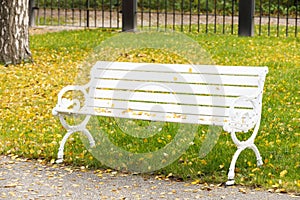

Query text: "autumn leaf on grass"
[280, 170, 288, 177]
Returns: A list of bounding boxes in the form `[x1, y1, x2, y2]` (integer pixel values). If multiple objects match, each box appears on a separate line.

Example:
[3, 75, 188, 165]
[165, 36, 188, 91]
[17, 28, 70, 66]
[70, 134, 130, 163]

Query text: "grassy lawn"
[0, 28, 299, 192]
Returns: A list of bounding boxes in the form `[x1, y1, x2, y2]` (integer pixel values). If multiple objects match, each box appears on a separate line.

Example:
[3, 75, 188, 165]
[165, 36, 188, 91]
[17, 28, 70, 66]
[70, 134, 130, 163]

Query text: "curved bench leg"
[249, 144, 263, 166]
[56, 130, 75, 164]
[226, 147, 245, 186]
[226, 143, 263, 186]
[56, 129, 96, 164]
[82, 128, 96, 147]
[226, 140, 263, 186]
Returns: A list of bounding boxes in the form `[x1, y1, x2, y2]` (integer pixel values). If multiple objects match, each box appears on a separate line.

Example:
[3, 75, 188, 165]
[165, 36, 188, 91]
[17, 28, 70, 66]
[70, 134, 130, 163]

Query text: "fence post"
[122, 0, 137, 32]
[86, 0, 90, 28]
[29, 0, 36, 27]
[238, 0, 255, 36]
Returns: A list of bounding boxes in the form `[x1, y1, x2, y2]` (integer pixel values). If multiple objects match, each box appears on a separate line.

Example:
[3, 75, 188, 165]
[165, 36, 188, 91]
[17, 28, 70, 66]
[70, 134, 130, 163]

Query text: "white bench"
[52, 61, 268, 185]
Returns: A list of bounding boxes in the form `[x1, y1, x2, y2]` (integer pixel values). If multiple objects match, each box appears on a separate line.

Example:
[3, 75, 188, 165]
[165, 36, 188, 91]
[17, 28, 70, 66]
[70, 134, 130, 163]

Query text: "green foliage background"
[36, 0, 299, 15]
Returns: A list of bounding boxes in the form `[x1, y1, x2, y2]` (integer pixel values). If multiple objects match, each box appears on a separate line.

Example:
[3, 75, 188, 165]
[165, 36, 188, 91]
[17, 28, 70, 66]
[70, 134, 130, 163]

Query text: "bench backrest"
[85, 61, 268, 126]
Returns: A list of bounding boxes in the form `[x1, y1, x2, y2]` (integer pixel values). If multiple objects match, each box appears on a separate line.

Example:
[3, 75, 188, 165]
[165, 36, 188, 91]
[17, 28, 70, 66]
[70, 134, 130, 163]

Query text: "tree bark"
[0, 0, 32, 65]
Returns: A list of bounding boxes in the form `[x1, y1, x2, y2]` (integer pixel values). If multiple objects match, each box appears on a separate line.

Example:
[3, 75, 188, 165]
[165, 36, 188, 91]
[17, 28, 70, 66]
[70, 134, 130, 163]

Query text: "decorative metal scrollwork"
[52, 85, 89, 116]
[224, 95, 260, 133]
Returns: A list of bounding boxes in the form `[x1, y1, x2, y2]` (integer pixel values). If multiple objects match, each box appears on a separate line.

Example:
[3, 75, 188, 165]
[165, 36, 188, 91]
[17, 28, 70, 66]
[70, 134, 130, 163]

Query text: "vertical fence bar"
[231, 0, 234, 34]
[58, 0, 61, 25]
[29, 0, 36, 27]
[223, 0, 226, 34]
[296, 0, 298, 37]
[181, 0, 184, 32]
[64, 0, 67, 26]
[238, 0, 255, 36]
[43, 0, 46, 25]
[86, 0, 90, 27]
[277, 0, 280, 36]
[214, 0, 217, 33]
[141, 0, 144, 29]
[110, 0, 112, 28]
[286, 0, 289, 37]
[268, 0, 271, 36]
[206, 0, 209, 33]
[71, 0, 74, 26]
[149, 0, 152, 28]
[173, 0, 175, 31]
[189, 0, 192, 32]
[122, 0, 137, 31]
[79, 0, 82, 26]
[102, 0, 104, 27]
[157, 0, 160, 29]
[117, 0, 120, 28]
[259, 0, 262, 36]
[36, 0, 40, 25]
[165, 0, 167, 30]
[197, 0, 200, 32]
[94, 0, 97, 27]
[51, 0, 53, 25]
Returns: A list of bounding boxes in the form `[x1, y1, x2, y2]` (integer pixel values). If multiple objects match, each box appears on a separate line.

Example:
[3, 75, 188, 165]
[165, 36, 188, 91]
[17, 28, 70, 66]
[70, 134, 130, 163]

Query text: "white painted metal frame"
[52, 61, 268, 186]
[52, 85, 96, 164]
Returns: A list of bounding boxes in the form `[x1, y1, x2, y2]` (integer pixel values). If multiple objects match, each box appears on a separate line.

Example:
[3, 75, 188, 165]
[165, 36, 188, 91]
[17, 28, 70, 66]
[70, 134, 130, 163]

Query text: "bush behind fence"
[36, 0, 299, 15]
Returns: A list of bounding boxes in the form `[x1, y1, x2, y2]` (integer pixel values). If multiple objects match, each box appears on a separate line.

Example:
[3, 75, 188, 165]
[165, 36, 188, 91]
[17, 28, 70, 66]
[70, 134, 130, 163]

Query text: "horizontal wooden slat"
[86, 99, 251, 117]
[91, 69, 261, 86]
[89, 79, 259, 97]
[94, 61, 268, 76]
[88, 90, 253, 108]
[56, 107, 229, 126]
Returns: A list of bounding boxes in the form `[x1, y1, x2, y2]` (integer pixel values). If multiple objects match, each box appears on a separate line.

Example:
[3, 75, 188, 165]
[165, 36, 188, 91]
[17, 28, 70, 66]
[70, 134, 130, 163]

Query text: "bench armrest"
[52, 85, 89, 116]
[223, 95, 261, 133]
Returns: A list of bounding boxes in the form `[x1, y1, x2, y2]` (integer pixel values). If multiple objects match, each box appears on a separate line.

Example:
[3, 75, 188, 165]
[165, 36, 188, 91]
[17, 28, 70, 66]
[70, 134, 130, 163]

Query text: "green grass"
[36, 16, 68, 26]
[0, 28, 299, 192]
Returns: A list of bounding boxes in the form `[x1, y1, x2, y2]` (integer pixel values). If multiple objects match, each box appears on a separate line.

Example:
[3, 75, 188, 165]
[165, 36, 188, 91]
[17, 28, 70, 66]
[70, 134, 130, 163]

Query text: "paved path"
[0, 155, 299, 200]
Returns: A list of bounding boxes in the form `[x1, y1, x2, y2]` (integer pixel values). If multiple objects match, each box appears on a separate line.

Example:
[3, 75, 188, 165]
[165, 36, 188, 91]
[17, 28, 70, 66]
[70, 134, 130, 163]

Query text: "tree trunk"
[0, 0, 32, 65]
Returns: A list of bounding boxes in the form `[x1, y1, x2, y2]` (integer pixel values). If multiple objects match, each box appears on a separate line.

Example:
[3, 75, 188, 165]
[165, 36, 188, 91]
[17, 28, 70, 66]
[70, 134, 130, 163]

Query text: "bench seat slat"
[88, 91, 253, 108]
[90, 80, 259, 97]
[56, 108, 228, 126]
[94, 61, 268, 76]
[87, 99, 251, 117]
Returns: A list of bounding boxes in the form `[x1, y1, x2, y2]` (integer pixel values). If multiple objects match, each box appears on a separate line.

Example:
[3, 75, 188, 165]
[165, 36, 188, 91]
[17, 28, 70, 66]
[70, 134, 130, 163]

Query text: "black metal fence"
[29, 0, 299, 37]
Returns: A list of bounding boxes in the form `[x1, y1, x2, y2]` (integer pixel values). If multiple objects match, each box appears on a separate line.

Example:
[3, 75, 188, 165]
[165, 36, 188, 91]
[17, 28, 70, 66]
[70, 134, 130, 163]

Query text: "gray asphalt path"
[0, 155, 299, 200]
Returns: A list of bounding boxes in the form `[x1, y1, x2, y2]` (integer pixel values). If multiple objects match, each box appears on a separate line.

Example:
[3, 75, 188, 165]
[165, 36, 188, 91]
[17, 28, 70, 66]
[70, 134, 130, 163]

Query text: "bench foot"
[56, 158, 64, 164]
[55, 128, 95, 164]
[227, 146, 243, 182]
[90, 141, 96, 147]
[82, 129, 96, 148]
[257, 157, 263, 166]
[56, 147, 65, 164]
[225, 179, 235, 186]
